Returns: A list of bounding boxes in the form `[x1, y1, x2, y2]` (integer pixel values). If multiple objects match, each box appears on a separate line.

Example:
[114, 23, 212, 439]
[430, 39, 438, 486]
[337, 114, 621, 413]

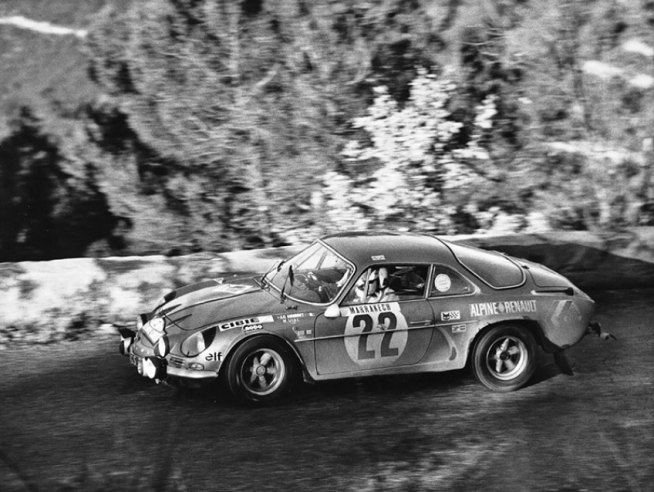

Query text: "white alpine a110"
[118, 231, 608, 404]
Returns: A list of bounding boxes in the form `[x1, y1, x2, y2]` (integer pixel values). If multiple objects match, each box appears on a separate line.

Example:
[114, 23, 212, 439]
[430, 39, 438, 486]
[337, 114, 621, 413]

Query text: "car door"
[423, 264, 478, 367]
[313, 264, 435, 376]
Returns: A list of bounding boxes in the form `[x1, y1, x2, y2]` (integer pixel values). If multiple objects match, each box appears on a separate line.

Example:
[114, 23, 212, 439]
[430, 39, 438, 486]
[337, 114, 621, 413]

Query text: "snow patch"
[547, 141, 645, 165]
[0, 15, 87, 38]
[0, 259, 106, 326]
[629, 74, 654, 89]
[582, 60, 623, 80]
[582, 59, 653, 90]
[623, 39, 654, 58]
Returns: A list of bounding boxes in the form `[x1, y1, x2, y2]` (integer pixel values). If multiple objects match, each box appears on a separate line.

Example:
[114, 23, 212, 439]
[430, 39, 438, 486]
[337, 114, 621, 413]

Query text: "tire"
[225, 336, 297, 404]
[471, 324, 537, 392]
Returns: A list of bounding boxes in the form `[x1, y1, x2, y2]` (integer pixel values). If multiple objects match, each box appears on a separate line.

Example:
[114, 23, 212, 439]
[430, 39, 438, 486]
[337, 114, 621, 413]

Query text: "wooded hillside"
[1, 0, 653, 261]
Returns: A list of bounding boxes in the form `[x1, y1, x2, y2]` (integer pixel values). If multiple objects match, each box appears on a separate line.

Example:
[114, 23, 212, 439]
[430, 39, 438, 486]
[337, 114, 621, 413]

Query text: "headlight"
[154, 336, 170, 358]
[180, 328, 217, 357]
[143, 358, 158, 379]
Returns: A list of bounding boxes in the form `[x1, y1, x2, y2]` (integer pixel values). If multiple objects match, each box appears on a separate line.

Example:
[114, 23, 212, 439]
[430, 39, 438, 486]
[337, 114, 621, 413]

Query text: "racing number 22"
[354, 312, 398, 360]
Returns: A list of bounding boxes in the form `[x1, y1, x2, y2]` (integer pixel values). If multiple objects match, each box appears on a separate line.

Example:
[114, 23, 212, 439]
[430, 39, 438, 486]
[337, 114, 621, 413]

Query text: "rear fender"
[466, 319, 547, 364]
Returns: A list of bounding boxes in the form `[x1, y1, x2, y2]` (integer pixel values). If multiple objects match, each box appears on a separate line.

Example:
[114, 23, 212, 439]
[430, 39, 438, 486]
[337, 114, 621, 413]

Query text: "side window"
[389, 265, 429, 300]
[429, 265, 473, 297]
[344, 264, 430, 304]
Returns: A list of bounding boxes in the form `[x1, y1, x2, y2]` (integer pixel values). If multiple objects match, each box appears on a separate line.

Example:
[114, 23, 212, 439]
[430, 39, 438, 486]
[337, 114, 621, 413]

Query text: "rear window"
[447, 242, 524, 289]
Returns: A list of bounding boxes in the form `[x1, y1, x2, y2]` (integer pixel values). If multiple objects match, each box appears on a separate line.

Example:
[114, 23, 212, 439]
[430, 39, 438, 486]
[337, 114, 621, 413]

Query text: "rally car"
[118, 231, 606, 404]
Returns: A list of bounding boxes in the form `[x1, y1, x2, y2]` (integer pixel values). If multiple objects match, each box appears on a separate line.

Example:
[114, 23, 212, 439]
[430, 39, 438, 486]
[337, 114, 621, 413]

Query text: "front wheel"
[225, 336, 297, 404]
[471, 324, 537, 392]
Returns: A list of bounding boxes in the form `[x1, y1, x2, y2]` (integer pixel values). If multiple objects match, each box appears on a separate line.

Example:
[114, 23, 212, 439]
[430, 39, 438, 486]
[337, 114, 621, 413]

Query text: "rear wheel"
[225, 336, 297, 404]
[471, 324, 537, 392]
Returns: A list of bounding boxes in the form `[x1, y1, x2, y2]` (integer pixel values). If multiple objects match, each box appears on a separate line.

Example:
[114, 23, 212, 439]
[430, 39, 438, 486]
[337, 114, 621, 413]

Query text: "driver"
[353, 267, 398, 303]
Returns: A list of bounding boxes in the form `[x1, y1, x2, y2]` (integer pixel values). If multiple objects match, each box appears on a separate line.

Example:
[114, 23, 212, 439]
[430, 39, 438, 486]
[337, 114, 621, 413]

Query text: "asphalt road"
[1, 289, 652, 492]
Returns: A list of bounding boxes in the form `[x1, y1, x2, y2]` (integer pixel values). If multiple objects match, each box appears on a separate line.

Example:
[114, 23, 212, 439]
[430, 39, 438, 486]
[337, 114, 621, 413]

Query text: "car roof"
[320, 231, 457, 267]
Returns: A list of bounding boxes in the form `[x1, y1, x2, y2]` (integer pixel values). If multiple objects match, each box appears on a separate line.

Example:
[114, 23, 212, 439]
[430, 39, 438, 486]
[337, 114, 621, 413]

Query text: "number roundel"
[344, 304, 408, 368]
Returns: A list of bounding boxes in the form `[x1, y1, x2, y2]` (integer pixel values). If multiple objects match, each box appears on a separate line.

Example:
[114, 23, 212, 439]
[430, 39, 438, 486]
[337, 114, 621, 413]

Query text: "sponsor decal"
[344, 302, 408, 368]
[441, 310, 461, 322]
[452, 324, 467, 333]
[286, 312, 314, 318]
[470, 300, 537, 317]
[371, 255, 386, 261]
[205, 352, 223, 362]
[219, 315, 274, 331]
[434, 274, 452, 293]
[276, 312, 315, 325]
[213, 284, 252, 295]
[548, 300, 582, 326]
[293, 327, 313, 338]
[243, 324, 263, 332]
[347, 303, 393, 315]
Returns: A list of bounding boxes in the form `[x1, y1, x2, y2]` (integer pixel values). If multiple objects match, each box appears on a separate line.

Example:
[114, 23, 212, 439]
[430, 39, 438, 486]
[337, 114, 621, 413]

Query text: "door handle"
[409, 319, 432, 326]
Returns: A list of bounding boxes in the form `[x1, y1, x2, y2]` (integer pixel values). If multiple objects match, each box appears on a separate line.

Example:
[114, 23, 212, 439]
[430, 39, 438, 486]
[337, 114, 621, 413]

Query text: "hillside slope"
[0, 0, 132, 133]
[1, 0, 653, 262]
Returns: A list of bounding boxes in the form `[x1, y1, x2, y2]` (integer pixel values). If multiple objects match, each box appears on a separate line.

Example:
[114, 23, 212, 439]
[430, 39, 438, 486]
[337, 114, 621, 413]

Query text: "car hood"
[156, 276, 283, 332]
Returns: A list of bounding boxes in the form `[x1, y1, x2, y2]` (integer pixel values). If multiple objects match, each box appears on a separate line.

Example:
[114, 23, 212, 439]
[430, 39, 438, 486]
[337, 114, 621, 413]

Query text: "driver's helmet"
[355, 267, 390, 301]
[355, 268, 379, 301]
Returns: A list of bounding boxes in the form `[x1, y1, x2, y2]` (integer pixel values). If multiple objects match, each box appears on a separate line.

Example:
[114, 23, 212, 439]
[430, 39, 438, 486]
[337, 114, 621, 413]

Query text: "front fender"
[218, 330, 313, 383]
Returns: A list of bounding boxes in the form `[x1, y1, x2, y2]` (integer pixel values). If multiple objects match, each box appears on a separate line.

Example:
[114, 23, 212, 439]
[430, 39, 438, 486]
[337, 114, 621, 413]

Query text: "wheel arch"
[467, 318, 545, 365]
[467, 318, 541, 392]
[218, 332, 311, 382]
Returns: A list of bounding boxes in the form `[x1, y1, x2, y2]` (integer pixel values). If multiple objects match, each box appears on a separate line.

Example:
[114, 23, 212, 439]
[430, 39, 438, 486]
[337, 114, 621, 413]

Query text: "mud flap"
[553, 352, 574, 376]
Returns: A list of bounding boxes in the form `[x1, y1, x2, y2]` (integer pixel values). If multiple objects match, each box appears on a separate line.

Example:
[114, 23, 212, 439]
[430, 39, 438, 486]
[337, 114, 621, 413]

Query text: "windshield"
[265, 242, 354, 304]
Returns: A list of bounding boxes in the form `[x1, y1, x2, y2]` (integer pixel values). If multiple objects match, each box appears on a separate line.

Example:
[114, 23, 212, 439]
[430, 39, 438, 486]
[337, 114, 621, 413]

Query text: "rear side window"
[429, 265, 473, 297]
[447, 243, 524, 289]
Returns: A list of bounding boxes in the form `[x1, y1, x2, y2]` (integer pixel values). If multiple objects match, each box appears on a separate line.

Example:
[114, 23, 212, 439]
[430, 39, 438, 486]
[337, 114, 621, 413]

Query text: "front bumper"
[130, 353, 167, 380]
[166, 365, 219, 380]
[120, 332, 218, 385]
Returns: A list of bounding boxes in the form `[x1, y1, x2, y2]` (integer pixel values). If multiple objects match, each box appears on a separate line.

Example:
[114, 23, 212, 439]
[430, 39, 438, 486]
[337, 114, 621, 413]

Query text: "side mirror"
[324, 304, 341, 319]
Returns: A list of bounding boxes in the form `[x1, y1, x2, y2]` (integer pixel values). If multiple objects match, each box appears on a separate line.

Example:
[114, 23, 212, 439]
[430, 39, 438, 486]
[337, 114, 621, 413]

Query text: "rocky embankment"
[1, 228, 653, 345]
